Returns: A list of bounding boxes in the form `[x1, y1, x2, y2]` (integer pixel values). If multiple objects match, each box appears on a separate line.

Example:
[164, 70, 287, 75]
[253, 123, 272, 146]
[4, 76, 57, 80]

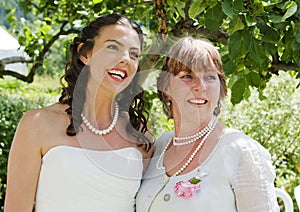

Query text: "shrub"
[0, 77, 59, 210]
[222, 71, 300, 211]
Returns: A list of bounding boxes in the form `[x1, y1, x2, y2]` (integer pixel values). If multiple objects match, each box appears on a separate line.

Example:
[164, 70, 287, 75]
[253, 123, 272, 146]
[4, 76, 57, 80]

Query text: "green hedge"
[223, 72, 300, 211]
[0, 78, 60, 210]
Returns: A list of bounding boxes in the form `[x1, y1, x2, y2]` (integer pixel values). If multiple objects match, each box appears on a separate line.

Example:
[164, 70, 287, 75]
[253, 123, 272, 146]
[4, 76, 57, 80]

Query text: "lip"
[187, 98, 208, 106]
[107, 67, 128, 82]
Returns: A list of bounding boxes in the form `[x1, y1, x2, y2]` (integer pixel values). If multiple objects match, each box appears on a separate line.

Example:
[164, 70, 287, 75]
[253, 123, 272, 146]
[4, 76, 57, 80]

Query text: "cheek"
[207, 84, 220, 103]
[131, 62, 139, 74]
[169, 81, 189, 100]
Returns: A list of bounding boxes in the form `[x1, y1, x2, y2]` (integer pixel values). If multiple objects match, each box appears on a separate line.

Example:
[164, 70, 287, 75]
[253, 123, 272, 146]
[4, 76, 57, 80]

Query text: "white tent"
[0, 26, 27, 75]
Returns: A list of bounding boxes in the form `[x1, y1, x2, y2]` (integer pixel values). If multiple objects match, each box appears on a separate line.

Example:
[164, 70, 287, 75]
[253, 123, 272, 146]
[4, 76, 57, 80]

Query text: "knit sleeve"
[231, 137, 280, 212]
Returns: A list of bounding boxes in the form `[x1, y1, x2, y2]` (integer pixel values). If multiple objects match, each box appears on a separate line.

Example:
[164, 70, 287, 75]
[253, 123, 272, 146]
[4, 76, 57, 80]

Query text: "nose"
[119, 51, 130, 65]
[193, 76, 206, 92]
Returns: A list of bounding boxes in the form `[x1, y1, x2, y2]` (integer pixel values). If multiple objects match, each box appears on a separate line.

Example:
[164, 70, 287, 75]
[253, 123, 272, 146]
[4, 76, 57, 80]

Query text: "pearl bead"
[156, 116, 218, 176]
[81, 103, 119, 136]
[173, 116, 217, 146]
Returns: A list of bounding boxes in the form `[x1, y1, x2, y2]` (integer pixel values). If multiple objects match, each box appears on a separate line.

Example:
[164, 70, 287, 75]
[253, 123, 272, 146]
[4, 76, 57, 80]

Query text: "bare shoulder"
[14, 103, 68, 147]
[19, 103, 64, 128]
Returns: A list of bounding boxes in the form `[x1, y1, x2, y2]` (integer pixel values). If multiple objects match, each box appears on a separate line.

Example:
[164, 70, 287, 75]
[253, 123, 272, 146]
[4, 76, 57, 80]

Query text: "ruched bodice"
[35, 146, 143, 212]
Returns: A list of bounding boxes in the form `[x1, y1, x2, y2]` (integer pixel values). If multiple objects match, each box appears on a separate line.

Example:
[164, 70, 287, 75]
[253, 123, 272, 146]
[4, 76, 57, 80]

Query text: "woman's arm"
[232, 139, 280, 212]
[4, 110, 43, 212]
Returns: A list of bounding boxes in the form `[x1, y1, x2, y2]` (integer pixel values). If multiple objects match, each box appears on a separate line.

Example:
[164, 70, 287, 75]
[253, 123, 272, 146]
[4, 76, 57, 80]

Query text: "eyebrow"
[105, 39, 140, 51]
[105, 39, 123, 46]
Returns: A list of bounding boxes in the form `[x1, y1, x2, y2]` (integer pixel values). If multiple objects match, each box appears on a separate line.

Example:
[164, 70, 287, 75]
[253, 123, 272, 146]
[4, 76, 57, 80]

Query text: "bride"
[5, 13, 153, 212]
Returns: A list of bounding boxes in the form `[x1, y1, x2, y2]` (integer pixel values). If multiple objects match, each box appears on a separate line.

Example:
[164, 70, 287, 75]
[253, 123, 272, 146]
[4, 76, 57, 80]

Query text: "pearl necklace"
[81, 103, 119, 135]
[156, 116, 218, 176]
[173, 116, 217, 146]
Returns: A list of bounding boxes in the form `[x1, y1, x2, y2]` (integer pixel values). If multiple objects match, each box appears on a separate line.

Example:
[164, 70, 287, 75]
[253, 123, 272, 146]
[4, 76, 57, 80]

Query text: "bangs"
[166, 37, 222, 75]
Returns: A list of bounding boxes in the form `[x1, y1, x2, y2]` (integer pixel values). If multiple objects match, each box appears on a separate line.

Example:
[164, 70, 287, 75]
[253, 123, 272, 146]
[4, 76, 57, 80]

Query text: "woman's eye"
[130, 51, 139, 59]
[107, 44, 119, 50]
[206, 75, 217, 80]
[180, 74, 193, 80]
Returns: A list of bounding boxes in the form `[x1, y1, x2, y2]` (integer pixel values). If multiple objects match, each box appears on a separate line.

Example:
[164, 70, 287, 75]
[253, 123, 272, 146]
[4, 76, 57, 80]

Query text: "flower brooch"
[173, 172, 207, 199]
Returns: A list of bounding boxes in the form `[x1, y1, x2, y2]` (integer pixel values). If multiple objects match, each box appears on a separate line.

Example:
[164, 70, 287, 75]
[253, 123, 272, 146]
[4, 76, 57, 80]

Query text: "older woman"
[136, 37, 279, 211]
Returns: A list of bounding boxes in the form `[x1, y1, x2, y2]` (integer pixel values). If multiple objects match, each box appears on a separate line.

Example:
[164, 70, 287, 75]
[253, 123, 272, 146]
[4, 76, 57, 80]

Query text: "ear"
[164, 89, 172, 101]
[77, 43, 89, 64]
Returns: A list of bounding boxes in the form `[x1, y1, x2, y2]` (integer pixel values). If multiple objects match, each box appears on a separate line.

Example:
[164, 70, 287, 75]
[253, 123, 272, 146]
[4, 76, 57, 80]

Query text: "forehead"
[95, 24, 141, 48]
[170, 55, 219, 75]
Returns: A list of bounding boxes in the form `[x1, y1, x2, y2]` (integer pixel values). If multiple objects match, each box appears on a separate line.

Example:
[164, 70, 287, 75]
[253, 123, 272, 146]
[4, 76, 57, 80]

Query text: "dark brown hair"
[59, 14, 152, 151]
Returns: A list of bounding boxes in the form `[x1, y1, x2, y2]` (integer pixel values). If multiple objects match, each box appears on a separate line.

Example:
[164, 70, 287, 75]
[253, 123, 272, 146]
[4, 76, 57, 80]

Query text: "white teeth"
[108, 70, 126, 78]
[189, 99, 206, 104]
[112, 75, 122, 80]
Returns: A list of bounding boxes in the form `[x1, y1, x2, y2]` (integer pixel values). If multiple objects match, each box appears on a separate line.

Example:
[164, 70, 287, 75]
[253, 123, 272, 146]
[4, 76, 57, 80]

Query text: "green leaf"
[250, 38, 268, 66]
[223, 60, 236, 75]
[257, 20, 280, 44]
[168, 0, 175, 6]
[189, 177, 201, 184]
[228, 16, 245, 34]
[232, 0, 246, 14]
[228, 30, 252, 60]
[295, 30, 300, 43]
[92, 0, 103, 4]
[189, 0, 206, 19]
[222, 0, 233, 19]
[39, 24, 52, 35]
[248, 71, 262, 88]
[6, 14, 16, 23]
[258, 89, 267, 101]
[231, 78, 246, 104]
[205, 4, 225, 30]
[222, 0, 245, 19]
[281, 1, 297, 21]
[244, 14, 256, 27]
[175, 1, 186, 18]
[269, 14, 284, 24]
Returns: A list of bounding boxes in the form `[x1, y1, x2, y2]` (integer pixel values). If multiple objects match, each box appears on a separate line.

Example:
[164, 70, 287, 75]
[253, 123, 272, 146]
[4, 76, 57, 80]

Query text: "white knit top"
[136, 129, 279, 212]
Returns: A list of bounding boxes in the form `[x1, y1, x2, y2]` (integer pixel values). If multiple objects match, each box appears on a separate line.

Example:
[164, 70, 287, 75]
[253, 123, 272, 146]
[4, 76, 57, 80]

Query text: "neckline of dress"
[163, 128, 239, 178]
[43, 145, 142, 159]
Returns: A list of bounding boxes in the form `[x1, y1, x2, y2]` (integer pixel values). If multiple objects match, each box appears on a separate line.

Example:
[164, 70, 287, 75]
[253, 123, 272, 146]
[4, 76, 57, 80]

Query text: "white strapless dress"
[35, 145, 143, 212]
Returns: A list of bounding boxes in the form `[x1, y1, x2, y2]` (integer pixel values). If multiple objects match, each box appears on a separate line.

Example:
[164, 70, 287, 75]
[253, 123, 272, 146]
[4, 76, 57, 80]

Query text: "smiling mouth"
[107, 69, 128, 80]
[187, 99, 208, 105]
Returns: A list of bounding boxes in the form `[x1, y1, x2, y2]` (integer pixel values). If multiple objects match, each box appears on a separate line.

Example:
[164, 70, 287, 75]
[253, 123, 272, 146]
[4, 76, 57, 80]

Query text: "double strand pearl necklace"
[156, 116, 218, 177]
[81, 103, 119, 135]
[173, 116, 217, 146]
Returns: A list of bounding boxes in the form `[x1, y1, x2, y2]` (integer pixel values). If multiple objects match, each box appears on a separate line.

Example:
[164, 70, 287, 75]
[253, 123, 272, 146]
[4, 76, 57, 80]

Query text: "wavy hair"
[59, 14, 152, 151]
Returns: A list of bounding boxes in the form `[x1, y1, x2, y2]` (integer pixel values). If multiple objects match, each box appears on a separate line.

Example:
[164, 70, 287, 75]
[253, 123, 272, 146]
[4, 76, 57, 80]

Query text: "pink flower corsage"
[173, 177, 201, 199]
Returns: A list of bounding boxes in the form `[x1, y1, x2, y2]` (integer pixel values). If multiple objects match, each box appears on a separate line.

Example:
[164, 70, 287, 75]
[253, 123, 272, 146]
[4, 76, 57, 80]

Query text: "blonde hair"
[157, 37, 227, 118]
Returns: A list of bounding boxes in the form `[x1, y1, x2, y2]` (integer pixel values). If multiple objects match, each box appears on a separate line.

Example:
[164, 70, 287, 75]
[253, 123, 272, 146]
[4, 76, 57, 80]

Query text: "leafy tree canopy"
[1, 0, 300, 104]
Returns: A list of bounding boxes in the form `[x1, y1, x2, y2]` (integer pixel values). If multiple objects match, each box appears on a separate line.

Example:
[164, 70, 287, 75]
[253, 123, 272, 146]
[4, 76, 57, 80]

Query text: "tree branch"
[171, 19, 229, 45]
[1, 56, 32, 64]
[26, 22, 78, 83]
[269, 62, 299, 73]
[0, 21, 78, 83]
[0, 69, 30, 81]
